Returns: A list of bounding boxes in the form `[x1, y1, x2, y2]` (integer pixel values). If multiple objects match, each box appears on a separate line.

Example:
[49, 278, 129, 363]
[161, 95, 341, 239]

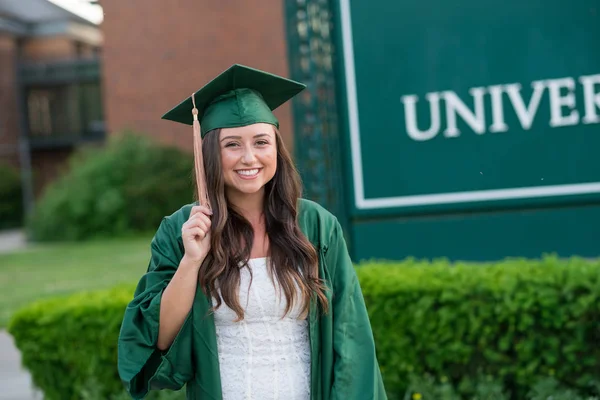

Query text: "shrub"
[403, 373, 508, 400]
[357, 255, 600, 398]
[8, 256, 600, 399]
[0, 161, 23, 229]
[7, 284, 185, 400]
[402, 374, 599, 400]
[27, 132, 194, 241]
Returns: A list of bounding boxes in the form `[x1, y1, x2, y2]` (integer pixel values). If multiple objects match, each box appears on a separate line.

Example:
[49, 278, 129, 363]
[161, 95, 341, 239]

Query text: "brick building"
[0, 0, 103, 208]
[99, 0, 296, 152]
[2, 0, 312, 218]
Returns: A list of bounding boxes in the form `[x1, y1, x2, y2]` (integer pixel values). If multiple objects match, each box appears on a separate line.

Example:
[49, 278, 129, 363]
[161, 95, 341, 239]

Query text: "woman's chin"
[229, 183, 265, 196]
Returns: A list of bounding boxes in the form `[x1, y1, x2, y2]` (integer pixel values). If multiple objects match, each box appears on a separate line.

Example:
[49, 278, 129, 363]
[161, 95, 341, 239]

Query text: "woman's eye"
[225, 142, 239, 148]
[256, 140, 269, 146]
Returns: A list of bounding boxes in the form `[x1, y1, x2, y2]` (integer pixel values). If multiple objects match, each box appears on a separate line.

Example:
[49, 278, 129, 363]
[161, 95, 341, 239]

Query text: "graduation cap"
[161, 64, 306, 208]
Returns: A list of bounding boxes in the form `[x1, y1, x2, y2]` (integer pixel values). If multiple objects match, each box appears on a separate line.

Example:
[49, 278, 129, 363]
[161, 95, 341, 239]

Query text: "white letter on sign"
[504, 81, 546, 130]
[488, 85, 508, 133]
[442, 87, 486, 138]
[547, 77, 579, 127]
[402, 93, 441, 141]
[579, 74, 600, 124]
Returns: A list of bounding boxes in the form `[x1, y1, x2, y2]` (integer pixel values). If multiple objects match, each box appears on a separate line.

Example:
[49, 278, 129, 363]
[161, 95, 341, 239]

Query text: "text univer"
[401, 74, 600, 141]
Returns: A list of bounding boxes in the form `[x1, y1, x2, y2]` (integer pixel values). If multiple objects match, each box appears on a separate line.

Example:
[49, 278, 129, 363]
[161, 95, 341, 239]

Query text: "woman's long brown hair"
[195, 127, 329, 321]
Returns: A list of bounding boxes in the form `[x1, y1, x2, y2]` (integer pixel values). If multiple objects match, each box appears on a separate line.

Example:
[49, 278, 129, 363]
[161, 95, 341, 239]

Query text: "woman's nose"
[241, 147, 257, 164]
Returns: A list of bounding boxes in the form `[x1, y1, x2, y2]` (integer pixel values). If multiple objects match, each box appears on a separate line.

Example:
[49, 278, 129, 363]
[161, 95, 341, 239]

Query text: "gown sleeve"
[326, 219, 387, 400]
[117, 217, 194, 399]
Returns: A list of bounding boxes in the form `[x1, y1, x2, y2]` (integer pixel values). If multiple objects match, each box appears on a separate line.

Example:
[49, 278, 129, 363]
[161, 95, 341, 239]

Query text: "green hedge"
[359, 256, 600, 399]
[8, 256, 600, 399]
[27, 132, 194, 242]
[8, 285, 135, 399]
[7, 284, 184, 400]
[0, 161, 23, 229]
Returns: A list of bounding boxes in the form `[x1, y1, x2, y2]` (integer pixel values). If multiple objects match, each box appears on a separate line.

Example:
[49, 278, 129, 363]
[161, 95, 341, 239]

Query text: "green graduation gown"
[117, 198, 387, 399]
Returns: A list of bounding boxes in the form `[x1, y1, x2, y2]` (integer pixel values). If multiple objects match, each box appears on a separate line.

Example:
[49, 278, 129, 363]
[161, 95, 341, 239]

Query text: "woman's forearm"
[157, 255, 202, 351]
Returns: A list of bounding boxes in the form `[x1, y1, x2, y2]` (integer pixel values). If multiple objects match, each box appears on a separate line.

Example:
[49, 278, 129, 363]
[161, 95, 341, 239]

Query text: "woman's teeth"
[237, 169, 259, 176]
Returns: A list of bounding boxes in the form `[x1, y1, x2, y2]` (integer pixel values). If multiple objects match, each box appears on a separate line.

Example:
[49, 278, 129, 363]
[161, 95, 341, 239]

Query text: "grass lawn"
[0, 235, 154, 328]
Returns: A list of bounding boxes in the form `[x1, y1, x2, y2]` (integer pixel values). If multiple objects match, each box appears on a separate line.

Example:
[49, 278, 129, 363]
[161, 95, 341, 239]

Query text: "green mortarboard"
[161, 64, 306, 209]
[161, 64, 306, 137]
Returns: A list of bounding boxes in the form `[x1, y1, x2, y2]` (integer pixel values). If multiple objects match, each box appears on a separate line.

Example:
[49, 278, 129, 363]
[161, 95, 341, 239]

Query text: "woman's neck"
[227, 188, 269, 258]
[226, 188, 265, 223]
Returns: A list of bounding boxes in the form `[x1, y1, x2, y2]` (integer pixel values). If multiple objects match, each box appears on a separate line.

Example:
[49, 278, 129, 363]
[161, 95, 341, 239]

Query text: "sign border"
[339, 0, 600, 210]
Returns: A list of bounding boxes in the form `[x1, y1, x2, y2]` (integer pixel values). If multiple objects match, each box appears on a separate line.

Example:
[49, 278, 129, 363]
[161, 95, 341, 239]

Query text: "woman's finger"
[189, 212, 210, 222]
[184, 227, 205, 239]
[189, 213, 211, 228]
[186, 219, 209, 234]
[184, 213, 211, 229]
[189, 205, 212, 218]
[182, 219, 209, 233]
[196, 213, 212, 227]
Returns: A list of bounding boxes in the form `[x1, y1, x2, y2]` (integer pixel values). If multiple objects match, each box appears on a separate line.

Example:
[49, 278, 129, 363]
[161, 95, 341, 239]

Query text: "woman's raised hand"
[181, 205, 212, 266]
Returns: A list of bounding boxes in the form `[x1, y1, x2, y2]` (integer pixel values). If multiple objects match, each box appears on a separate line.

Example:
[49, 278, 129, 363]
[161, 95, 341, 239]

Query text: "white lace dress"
[212, 257, 311, 400]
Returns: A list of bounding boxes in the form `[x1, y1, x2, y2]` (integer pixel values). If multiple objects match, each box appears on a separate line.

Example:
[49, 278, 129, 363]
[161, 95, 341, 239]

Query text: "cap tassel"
[191, 93, 211, 209]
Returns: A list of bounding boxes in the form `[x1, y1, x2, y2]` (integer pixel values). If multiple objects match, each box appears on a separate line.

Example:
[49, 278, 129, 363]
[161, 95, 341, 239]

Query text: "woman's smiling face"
[219, 123, 278, 198]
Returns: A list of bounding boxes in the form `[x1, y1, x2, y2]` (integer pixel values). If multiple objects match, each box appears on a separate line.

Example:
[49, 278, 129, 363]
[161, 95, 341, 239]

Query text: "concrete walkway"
[0, 331, 42, 400]
[1, 230, 41, 399]
[0, 229, 27, 254]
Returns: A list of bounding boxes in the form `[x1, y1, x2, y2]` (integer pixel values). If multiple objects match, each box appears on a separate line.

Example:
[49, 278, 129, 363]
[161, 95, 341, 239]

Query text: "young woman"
[117, 64, 386, 400]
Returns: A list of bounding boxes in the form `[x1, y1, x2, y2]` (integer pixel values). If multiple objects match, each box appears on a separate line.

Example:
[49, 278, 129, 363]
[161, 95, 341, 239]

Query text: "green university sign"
[332, 0, 600, 259]
[337, 0, 600, 213]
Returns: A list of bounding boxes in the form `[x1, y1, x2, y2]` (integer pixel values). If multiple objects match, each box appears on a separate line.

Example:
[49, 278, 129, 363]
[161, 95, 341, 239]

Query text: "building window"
[27, 89, 53, 137]
[26, 82, 103, 139]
